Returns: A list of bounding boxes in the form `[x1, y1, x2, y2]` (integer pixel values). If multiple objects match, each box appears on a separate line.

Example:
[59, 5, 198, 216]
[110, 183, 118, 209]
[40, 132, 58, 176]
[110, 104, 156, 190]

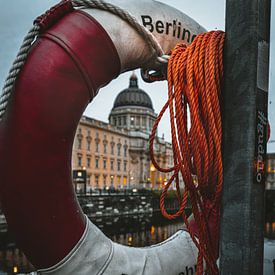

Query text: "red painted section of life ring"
[0, 11, 120, 268]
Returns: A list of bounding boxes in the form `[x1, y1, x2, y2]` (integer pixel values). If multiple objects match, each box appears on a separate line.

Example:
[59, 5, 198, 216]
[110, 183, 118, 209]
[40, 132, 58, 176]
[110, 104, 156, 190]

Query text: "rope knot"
[34, 0, 74, 32]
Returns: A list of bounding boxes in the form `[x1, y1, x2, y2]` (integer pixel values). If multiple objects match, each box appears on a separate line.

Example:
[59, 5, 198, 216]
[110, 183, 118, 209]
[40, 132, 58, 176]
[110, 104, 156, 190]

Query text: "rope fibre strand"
[150, 31, 225, 275]
[0, 0, 167, 121]
[0, 24, 40, 121]
[72, 0, 165, 61]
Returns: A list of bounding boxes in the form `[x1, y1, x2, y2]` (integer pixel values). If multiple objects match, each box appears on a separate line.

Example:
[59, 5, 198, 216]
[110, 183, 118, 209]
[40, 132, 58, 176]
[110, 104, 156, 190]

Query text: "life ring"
[0, 0, 207, 274]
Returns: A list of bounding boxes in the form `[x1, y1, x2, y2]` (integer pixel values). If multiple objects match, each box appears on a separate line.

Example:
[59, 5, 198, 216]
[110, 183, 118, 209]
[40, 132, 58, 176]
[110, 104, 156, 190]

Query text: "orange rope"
[149, 31, 225, 275]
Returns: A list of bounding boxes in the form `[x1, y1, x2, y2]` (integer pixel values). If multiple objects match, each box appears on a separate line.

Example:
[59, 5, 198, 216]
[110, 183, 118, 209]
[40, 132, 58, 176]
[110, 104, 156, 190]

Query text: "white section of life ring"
[37, 216, 198, 275]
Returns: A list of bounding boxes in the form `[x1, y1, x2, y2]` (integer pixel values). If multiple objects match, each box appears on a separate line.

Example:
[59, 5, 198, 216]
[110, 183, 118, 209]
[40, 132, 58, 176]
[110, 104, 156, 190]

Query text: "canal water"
[0, 213, 185, 274]
[0, 213, 274, 274]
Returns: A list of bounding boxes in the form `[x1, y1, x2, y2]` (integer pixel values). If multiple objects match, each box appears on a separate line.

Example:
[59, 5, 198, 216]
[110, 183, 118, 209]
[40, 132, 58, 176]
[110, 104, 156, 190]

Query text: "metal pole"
[220, 0, 271, 274]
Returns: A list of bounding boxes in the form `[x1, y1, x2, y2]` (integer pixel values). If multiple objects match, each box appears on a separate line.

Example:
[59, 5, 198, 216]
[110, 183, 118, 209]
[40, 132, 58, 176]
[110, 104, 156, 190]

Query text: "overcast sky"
[0, 0, 274, 152]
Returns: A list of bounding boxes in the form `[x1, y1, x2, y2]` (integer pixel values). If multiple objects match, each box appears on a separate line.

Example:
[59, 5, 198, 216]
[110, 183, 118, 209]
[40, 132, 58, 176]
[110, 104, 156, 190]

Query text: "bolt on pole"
[220, 0, 271, 274]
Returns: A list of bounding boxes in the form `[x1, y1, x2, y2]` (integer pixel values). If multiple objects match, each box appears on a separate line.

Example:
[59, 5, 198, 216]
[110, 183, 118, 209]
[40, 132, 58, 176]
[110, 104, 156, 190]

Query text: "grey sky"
[0, 0, 274, 152]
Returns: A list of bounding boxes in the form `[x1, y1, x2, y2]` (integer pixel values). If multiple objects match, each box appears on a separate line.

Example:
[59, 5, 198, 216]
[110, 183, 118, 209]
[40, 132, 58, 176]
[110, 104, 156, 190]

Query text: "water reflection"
[0, 249, 34, 274]
[0, 213, 184, 274]
[0, 213, 274, 274]
[265, 221, 275, 239]
[93, 213, 184, 247]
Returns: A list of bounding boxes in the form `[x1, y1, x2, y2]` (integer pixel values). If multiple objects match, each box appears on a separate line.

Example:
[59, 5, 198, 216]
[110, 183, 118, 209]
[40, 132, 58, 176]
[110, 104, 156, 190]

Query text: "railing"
[77, 189, 188, 218]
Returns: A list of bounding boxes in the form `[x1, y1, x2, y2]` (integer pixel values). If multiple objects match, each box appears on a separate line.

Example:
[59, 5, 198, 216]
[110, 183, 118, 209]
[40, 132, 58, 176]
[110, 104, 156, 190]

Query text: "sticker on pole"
[254, 109, 267, 184]
[257, 41, 269, 92]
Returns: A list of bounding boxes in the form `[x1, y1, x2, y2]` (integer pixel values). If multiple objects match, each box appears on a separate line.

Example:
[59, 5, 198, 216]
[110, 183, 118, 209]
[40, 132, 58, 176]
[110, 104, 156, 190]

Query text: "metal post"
[220, 0, 271, 274]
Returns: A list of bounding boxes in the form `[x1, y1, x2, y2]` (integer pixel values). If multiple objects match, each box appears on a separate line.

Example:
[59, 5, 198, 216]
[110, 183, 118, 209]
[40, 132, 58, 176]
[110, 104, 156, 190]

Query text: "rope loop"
[1, 0, 168, 121]
[72, 0, 164, 58]
[0, 24, 40, 121]
[0, 0, 75, 121]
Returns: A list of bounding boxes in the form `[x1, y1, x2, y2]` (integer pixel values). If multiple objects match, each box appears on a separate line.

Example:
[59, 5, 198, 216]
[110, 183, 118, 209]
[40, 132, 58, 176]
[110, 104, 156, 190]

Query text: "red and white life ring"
[0, 0, 207, 274]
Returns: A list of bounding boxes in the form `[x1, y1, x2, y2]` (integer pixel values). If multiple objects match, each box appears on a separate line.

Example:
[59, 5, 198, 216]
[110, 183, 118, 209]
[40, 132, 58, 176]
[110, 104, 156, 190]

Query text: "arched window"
[124, 144, 128, 157]
[117, 143, 121, 156]
[77, 128, 83, 149]
[87, 157, 91, 168]
[110, 142, 115, 155]
[77, 154, 82, 167]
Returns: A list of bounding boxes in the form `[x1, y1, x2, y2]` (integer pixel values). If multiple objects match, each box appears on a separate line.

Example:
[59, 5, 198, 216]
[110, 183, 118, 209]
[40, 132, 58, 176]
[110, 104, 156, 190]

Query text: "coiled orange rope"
[150, 31, 225, 274]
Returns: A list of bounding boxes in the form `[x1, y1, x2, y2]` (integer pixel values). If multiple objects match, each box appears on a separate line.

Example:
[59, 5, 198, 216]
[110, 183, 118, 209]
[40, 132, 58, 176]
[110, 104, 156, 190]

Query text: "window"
[87, 157, 91, 168]
[95, 175, 99, 187]
[110, 160, 114, 170]
[114, 118, 117, 126]
[103, 143, 107, 154]
[86, 131, 91, 151]
[123, 176, 127, 186]
[130, 116, 135, 125]
[77, 138, 82, 149]
[118, 117, 121, 126]
[103, 159, 107, 169]
[117, 143, 121, 156]
[110, 175, 114, 186]
[87, 140, 91, 151]
[124, 161, 127, 172]
[111, 142, 114, 155]
[95, 158, 99, 169]
[117, 160, 121, 171]
[142, 116, 146, 127]
[78, 155, 82, 167]
[136, 116, 140, 126]
[123, 116, 127, 125]
[95, 133, 100, 152]
[77, 128, 83, 149]
[117, 176, 121, 186]
[124, 145, 128, 157]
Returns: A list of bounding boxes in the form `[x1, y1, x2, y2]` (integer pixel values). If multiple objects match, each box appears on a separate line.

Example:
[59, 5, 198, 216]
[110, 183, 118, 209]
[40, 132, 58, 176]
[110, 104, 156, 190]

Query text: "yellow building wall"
[72, 116, 175, 191]
[72, 117, 130, 190]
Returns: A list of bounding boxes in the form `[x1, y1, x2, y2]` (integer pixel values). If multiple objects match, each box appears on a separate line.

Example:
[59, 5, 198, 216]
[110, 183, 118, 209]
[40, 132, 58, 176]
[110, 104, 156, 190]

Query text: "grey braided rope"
[72, 0, 165, 60]
[0, 24, 40, 121]
[0, 0, 168, 121]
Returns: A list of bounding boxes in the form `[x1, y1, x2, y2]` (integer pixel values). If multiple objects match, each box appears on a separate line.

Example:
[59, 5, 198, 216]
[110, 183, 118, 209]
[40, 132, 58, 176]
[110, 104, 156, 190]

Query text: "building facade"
[72, 73, 173, 192]
[266, 153, 275, 190]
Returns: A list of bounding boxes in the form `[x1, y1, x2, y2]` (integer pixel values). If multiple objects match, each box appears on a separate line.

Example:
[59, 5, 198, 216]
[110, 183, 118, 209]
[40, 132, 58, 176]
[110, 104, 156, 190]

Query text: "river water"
[0, 213, 185, 274]
[0, 213, 274, 274]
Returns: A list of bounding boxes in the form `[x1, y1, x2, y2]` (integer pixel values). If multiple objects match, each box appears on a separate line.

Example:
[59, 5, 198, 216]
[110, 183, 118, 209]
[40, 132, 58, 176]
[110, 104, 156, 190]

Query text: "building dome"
[109, 72, 157, 135]
[113, 73, 153, 110]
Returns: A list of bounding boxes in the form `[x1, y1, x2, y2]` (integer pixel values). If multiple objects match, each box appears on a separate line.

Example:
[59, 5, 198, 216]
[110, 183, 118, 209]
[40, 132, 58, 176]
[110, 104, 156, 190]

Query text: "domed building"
[109, 72, 157, 135]
[72, 73, 173, 192]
